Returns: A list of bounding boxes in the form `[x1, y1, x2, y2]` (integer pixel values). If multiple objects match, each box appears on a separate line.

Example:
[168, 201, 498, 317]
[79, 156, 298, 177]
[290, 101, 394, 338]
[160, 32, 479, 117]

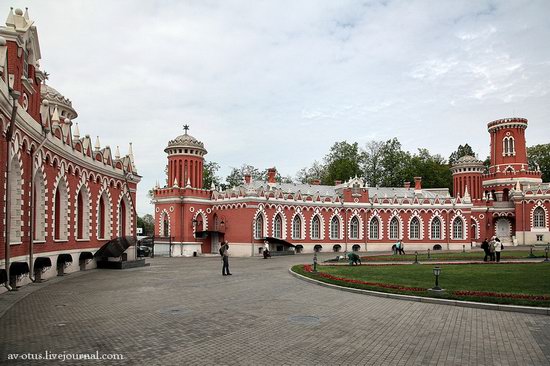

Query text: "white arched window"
[431, 217, 441, 240]
[161, 212, 170, 237]
[33, 171, 46, 242]
[292, 215, 302, 239]
[54, 180, 68, 241]
[409, 217, 420, 239]
[389, 217, 399, 240]
[76, 187, 90, 240]
[274, 214, 282, 239]
[254, 215, 263, 239]
[452, 217, 464, 240]
[312, 215, 321, 239]
[97, 192, 111, 239]
[330, 216, 340, 239]
[350, 217, 359, 239]
[503, 136, 515, 156]
[369, 217, 379, 239]
[533, 207, 546, 228]
[118, 196, 131, 237]
[8, 156, 22, 244]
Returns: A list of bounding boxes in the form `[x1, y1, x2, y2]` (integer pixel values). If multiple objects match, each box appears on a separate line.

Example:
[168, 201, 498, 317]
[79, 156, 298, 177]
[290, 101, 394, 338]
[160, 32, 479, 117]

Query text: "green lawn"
[293, 263, 550, 307]
[359, 250, 547, 262]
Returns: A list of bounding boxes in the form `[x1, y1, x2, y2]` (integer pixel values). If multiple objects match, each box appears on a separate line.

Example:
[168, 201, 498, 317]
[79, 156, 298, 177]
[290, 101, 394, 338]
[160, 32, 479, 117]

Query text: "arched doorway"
[495, 218, 512, 241]
[314, 244, 322, 252]
[333, 244, 342, 252]
[295, 245, 303, 253]
[352, 244, 361, 252]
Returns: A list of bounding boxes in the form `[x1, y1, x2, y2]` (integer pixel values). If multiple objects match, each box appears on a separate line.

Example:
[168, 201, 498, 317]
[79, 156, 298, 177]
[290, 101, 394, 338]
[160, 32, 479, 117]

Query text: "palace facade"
[0, 8, 140, 291]
[152, 117, 549, 257]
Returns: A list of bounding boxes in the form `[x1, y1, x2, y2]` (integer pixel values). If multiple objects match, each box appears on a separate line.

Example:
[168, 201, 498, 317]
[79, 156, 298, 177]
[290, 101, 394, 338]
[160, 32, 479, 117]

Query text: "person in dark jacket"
[481, 238, 489, 262]
[220, 241, 232, 276]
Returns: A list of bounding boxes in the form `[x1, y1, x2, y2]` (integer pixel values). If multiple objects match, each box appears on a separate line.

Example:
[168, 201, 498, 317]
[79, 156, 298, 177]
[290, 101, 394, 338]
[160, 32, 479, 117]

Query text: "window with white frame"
[292, 215, 302, 239]
[533, 207, 546, 228]
[350, 217, 359, 239]
[274, 214, 282, 239]
[254, 215, 263, 239]
[312, 216, 321, 239]
[503, 136, 515, 156]
[452, 217, 464, 239]
[431, 217, 441, 240]
[330, 216, 340, 239]
[369, 217, 379, 239]
[409, 217, 420, 239]
[389, 217, 399, 240]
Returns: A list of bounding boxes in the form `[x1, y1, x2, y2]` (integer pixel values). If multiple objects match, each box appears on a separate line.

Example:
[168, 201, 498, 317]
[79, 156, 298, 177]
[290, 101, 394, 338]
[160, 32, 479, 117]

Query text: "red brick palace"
[152, 118, 549, 257]
[0, 8, 140, 290]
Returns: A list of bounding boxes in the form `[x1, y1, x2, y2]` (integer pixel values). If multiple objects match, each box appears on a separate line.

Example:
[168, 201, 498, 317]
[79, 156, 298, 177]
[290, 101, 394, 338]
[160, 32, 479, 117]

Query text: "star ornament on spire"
[183, 124, 190, 134]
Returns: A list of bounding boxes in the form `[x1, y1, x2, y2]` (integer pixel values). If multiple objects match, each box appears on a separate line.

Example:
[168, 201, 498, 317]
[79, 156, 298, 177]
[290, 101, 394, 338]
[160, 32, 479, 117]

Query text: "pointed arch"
[253, 205, 267, 239]
[310, 212, 325, 240]
[532, 205, 547, 229]
[160, 209, 171, 237]
[117, 193, 132, 237]
[388, 214, 403, 240]
[368, 211, 382, 240]
[349, 216, 360, 239]
[428, 211, 446, 240]
[53, 173, 69, 241]
[33, 166, 46, 242]
[96, 188, 112, 239]
[8, 153, 23, 244]
[75, 182, 91, 240]
[291, 209, 306, 240]
[452, 216, 465, 240]
[329, 211, 344, 240]
[407, 212, 424, 240]
[271, 208, 287, 239]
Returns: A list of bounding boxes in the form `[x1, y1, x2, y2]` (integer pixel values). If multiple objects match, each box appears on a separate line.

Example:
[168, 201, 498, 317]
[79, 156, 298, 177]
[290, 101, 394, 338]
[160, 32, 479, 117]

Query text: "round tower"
[165, 126, 207, 189]
[451, 155, 484, 200]
[483, 117, 541, 201]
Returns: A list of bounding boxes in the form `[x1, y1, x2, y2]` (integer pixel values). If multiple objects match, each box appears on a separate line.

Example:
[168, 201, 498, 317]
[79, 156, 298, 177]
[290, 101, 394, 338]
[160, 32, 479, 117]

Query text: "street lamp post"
[430, 266, 443, 292]
[544, 245, 549, 263]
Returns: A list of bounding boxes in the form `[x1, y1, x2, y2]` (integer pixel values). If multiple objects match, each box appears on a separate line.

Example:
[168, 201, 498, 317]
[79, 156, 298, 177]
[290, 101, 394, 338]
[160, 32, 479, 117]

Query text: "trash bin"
[193, 251, 197, 257]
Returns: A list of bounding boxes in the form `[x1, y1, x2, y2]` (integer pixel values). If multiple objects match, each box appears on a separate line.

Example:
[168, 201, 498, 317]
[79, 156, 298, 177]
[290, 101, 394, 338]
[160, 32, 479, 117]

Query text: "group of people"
[392, 240, 405, 255]
[480, 237, 504, 262]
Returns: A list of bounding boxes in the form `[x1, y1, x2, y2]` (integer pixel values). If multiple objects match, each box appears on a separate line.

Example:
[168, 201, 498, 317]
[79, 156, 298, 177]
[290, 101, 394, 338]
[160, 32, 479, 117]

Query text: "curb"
[288, 268, 550, 316]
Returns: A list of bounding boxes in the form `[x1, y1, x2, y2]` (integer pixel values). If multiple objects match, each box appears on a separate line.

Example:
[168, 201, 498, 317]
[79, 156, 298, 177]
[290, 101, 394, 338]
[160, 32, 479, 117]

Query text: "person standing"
[220, 241, 232, 275]
[481, 238, 489, 262]
[494, 237, 503, 263]
[489, 237, 496, 262]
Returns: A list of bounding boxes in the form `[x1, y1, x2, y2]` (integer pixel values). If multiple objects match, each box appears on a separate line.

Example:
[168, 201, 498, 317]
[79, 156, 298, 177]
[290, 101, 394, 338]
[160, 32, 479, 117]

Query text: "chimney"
[267, 167, 277, 184]
[244, 173, 251, 184]
[414, 177, 422, 190]
[311, 179, 321, 185]
[334, 180, 342, 186]
[404, 181, 411, 189]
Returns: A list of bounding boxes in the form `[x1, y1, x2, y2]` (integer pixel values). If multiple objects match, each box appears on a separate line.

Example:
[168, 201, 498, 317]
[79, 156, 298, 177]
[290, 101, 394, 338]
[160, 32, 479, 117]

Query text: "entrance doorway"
[211, 233, 220, 254]
[495, 218, 512, 240]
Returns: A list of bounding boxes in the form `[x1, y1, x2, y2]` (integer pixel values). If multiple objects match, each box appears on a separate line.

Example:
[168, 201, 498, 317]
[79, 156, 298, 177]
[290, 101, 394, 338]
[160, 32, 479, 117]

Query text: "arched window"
[274, 214, 282, 239]
[76, 187, 90, 240]
[330, 216, 340, 239]
[8, 156, 22, 244]
[431, 217, 441, 240]
[292, 215, 302, 239]
[389, 217, 399, 240]
[254, 215, 263, 239]
[33, 171, 45, 242]
[54, 180, 68, 241]
[369, 217, 379, 239]
[97, 192, 111, 239]
[118, 198, 127, 237]
[350, 217, 359, 239]
[409, 217, 420, 239]
[533, 207, 546, 228]
[503, 136, 516, 156]
[452, 217, 464, 240]
[311, 215, 321, 239]
[162, 212, 170, 237]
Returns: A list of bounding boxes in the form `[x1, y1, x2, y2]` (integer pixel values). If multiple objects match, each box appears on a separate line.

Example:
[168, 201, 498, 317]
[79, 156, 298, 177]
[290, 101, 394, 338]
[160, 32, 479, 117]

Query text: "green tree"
[528, 143, 550, 182]
[403, 148, 452, 190]
[295, 161, 326, 184]
[448, 144, 476, 165]
[137, 214, 155, 236]
[379, 138, 410, 187]
[361, 140, 385, 187]
[322, 141, 362, 185]
[203, 160, 221, 189]
[225, 164, 262, 187]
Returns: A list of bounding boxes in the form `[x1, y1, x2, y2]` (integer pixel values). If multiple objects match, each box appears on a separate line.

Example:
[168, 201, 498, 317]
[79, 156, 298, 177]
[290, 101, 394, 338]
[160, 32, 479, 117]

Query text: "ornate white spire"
[51, 106, 60, 124]
[73, 122, 80, 139]
[95, 136, 100, 151]
[210, 181, 216, 190]
[463, 185, 471, 203]
[5, 8, 15, 28]
[515, 181, 521, 191]
[115, 146, 120, 159]
[186, 178, 191, 188]
[173, 177, 179, 188]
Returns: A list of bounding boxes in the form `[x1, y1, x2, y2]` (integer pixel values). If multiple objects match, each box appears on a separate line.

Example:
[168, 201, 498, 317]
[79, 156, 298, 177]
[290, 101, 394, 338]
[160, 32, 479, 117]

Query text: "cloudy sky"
[8, 0, 550, 215]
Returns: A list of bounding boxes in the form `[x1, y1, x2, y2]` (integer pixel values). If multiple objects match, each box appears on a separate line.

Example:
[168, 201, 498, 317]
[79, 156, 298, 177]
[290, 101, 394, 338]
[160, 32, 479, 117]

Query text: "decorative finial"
[73, 122, 80, 139]
[115, 145, 120, 159]
[183, 124, 189, 134]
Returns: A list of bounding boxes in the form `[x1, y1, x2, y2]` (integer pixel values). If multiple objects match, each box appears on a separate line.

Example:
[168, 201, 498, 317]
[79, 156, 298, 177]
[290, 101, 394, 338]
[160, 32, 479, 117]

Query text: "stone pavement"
[0, 254, 549, 365]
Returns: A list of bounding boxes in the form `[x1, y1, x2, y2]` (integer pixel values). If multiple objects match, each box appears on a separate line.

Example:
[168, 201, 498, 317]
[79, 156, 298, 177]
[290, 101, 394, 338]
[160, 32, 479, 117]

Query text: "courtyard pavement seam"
[288, 267, 550, 316]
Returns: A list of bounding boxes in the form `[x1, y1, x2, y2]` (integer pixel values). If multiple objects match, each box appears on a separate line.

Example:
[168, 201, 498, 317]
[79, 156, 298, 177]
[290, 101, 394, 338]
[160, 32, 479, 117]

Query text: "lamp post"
[529, 245, 536, 258]
[413, 251, 419, 264]
[427, 249, 431, 260]
[544, 245, 549, 263]
[430, 266, 443, 292]
[313, 252, 318, 272]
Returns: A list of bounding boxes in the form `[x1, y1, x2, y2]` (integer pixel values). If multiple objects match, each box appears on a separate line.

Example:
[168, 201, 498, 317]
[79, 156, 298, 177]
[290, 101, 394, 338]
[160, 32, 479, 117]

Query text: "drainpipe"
[29, 130, 49, 282]
[4, 88, 20, 290]
[446, 209, 450, 251]
[123, 170, 137, 261]
[522, 195, 526, 245]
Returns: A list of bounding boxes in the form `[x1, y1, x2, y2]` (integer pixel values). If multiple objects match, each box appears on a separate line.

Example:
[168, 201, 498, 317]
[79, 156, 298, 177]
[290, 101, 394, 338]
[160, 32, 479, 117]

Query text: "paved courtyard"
[1, 254, 549, 365]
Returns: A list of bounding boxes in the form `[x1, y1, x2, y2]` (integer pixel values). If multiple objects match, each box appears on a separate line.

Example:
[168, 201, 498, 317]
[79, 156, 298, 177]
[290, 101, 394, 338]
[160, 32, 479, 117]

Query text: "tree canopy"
[528, 143, 550, 182]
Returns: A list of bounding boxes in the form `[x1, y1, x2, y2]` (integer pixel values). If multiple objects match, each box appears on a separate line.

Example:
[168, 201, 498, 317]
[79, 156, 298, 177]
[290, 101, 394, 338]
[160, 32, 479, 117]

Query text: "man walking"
[481, 238, 489, 262]
[220, 241, 232, 276]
